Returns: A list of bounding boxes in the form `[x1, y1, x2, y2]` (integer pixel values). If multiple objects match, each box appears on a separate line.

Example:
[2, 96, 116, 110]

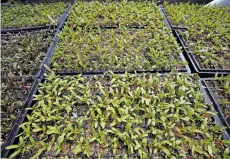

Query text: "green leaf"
[47, 126, 61, 134]
[9, 149, 21, 158]
[208, 145, 212, 155]
[224, 148, 229, 159]
[19, 136, 25, 145]
[73, 144, 82, 155]
[97, 108, 102, 116]
[110, 120, 117, 127]
[33, 128, 43, 133]
[192, 145, 195, 155]
[6, 144, 20, 149]
[106, 106, 116, 114]
[134, 140, 141, 150]
[56, 148, 62, 155]
[223, 140, 230, 145]
[58, 133, 66, 145]
[101, 121, 105, 129]
[195, 146, 203, 154]
[89, 136, 97, 142]
[162, 146, 171, 156]
[32, 123, 42, 132]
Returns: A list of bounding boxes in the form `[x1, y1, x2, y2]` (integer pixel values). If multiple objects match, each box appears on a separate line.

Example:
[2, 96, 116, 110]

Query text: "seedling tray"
[47, 27, 190, 75]
[159, 4, 188, 31]
[1, 76, 34, 136]
[159, 3, 230, 76]
[38, 27, 191, 76]
[3, 73, 230, 158]
[174, 30, 230, 77]
[202, 78, 230, 135]
[1, 2, 70, 33]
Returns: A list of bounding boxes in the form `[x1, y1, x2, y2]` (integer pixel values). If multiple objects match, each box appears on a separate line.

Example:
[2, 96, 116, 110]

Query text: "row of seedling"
[51, 26, 187, 73]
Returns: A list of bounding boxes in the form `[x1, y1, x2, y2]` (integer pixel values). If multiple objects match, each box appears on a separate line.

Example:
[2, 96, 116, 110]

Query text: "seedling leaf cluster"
[6, 73, 230, 158]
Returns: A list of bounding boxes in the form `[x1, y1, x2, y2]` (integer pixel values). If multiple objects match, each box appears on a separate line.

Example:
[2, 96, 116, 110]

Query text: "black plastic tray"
[35, 3, 72, 79]
[1, 25, 57, 34]
[3, 76, 229, 158]
[202, 78, 230, 135]
[39, 25, 191, 75]
[200, 80, 230, 153]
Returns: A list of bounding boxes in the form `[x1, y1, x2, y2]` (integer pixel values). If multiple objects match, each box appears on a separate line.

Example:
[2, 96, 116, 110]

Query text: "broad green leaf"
[223, 140, 230, 145]
[134, 140, 141, 150]
[101, 121, 105, 129]
[9, 149, 21, 158]
[89, 136, 97, 142]
[73, 144, 82, 155]
[162, 146, 171, 156]
[19, 136, 25, 145]
[208, 145, 212, 155]
[6, 145, 20, 149]
[224, 148, 229, 159]
[58, 133, 66, 145]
